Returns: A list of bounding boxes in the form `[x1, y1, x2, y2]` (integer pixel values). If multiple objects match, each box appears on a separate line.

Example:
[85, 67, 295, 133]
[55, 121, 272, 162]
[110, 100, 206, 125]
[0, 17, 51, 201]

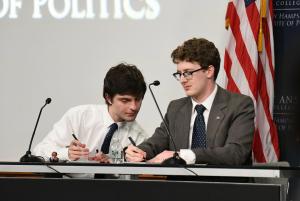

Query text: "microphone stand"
[20, 98, 51, 162]
[149, 81, 186, 166]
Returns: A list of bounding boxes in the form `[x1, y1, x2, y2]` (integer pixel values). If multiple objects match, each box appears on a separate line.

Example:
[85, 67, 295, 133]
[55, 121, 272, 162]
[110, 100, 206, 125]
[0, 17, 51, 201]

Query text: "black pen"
[65, 133, 78, 148]
[128, 136, 146, 161]
[128, 136, 136, 146]
[72, 133, 78, 140]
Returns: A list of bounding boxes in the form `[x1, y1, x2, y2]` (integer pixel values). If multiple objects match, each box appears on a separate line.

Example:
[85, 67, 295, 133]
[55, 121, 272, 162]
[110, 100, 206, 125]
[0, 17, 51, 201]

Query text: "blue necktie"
[191, 104, 206, 149]
[101, 123, 118, 154]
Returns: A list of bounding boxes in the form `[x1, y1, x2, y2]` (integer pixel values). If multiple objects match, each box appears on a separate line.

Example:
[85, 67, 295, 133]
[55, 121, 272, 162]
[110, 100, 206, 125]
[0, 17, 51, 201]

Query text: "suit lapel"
[206, 86, 227, 146]
[174, 98, 192, 149]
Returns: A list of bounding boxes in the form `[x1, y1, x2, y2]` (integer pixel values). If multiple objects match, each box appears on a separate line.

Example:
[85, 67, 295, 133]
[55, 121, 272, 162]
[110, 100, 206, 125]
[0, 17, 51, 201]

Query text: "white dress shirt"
[180, 85, 218, 164]
[33, 104, 148, 161]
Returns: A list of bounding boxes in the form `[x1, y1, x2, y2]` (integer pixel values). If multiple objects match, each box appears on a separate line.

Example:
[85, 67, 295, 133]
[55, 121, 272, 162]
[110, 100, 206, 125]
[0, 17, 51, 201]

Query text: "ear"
[206, 65, 215, 79]
[105, 94, 112, 105]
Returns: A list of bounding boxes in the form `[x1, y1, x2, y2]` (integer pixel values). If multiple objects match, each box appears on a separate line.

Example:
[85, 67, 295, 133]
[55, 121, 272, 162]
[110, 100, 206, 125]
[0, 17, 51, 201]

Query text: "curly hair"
[103, 63, 146, 105]
[171, 38, 221, 80]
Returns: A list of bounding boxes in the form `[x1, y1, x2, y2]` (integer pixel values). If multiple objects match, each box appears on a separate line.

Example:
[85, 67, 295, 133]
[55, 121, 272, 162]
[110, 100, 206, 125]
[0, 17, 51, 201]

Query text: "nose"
[129, 100, 139, 111]
[179, 74, 188, 83]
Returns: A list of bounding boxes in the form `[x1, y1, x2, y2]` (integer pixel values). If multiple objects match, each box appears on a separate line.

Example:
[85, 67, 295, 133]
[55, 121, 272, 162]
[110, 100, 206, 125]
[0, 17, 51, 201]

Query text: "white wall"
[0, 0, 227, 161]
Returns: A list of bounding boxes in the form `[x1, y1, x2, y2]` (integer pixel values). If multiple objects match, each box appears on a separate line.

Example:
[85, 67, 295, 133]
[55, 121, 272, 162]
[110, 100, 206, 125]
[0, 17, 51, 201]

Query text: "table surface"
[1, 161, 299, 178]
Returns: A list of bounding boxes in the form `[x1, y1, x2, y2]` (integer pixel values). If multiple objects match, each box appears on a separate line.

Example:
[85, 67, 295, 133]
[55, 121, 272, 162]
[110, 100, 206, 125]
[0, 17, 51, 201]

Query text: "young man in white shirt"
[33, 63, 148, 163]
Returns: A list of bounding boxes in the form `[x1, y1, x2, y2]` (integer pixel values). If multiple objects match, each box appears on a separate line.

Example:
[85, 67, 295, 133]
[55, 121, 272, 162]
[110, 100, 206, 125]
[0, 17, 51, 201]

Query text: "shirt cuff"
[179, 149, 196, 164]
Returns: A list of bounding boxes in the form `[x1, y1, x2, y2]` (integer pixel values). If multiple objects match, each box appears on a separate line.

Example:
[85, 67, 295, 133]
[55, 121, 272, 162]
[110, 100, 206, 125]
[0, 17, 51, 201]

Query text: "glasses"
[173, 68, 203, 81]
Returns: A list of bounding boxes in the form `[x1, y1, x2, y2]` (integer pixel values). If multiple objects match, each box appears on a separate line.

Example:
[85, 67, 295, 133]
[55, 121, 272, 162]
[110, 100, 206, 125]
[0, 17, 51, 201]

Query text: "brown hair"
[171, 38, 221, 80]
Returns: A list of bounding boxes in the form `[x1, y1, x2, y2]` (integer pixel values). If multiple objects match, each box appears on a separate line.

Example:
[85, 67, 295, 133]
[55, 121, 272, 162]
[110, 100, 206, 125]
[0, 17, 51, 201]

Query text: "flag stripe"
[257, 47, 279, 160]
[224, 0, 279, 163]
[227, 2, 258, 99]
[264, 22, 275, 81]
[245, 1, 260, 42]
[224, 50, 240, 93]
[236, 0, 259, 74]
[253, 129, 267, 162]
[225, 30, 255, 100]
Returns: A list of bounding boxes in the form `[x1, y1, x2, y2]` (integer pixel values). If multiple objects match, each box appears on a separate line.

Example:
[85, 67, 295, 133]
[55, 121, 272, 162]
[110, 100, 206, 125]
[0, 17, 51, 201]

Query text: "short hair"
[103, 63, 146, 104]
[171, 38, 221, 80]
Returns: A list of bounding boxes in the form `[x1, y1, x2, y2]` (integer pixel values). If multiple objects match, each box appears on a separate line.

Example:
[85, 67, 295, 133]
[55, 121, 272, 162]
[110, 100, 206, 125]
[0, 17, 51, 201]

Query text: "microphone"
[20, 98, 52, 162]
[148, 81, 186, 165]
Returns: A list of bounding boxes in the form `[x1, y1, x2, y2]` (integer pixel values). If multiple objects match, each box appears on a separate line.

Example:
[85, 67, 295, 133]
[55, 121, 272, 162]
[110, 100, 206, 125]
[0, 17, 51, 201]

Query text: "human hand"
[89, 152, 111, 163]
[68, 139, 89, 161]
[147, 150, 174, 164]
[125, 145, 146, 162]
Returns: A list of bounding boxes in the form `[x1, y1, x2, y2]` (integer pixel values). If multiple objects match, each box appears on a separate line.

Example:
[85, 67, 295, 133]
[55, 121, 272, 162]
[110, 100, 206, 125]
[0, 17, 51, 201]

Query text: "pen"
[72, 133, 78, 140]
[128, 136, 136, 146]
[128, 136, 146, 161]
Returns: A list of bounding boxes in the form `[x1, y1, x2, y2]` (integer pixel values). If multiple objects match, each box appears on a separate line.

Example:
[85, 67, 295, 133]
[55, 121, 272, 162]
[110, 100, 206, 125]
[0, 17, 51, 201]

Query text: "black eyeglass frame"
[172, 68, 203, 81]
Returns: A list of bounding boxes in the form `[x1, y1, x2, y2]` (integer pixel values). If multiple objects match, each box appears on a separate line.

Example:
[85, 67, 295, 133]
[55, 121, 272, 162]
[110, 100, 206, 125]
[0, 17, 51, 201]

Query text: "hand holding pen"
[68, 133, 89, 161]
[125, 137, 146, 162]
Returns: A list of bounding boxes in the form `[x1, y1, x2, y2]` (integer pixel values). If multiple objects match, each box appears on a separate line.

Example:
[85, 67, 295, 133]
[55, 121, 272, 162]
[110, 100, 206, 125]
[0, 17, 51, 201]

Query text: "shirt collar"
[103, 105, 132, 129]
[103, 106, 115, 128]
[191, 84, 218, 113]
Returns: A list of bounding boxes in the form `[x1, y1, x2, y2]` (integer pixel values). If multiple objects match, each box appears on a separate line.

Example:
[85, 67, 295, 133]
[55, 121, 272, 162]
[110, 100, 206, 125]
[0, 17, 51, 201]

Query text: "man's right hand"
[68, 139, 89, 161]
[125, 145, 146, 162]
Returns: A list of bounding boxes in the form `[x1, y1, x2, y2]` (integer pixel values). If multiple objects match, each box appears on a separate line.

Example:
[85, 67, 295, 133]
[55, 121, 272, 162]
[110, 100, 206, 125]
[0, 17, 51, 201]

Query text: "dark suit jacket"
[139, 86, 255, 165]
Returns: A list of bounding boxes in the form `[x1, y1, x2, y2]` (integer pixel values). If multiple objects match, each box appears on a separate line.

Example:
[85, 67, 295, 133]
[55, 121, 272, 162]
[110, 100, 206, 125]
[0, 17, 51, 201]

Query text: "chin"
[184, 90, 195, 97]
[125, 119, 135, 122]
[124, 116, 136, 122]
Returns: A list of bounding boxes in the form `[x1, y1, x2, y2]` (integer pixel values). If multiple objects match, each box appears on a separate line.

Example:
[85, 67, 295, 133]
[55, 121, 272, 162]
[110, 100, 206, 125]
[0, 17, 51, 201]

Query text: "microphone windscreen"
[45, 98, 52, 104]
[153, 80, 160, 86]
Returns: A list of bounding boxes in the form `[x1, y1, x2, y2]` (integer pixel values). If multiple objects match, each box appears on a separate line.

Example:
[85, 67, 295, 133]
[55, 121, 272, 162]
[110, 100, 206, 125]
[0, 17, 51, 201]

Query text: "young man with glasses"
[125, 38, 255, 165]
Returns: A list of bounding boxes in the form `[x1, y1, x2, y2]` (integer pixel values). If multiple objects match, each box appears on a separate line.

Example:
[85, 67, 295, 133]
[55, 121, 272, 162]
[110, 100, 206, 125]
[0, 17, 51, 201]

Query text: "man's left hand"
[89, 152, 111, 163]
[147, 150, 174, 163]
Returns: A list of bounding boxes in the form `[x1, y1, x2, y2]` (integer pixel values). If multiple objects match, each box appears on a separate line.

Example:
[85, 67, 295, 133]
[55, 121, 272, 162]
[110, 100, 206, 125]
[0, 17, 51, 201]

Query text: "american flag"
[224, 0, 279, 162]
